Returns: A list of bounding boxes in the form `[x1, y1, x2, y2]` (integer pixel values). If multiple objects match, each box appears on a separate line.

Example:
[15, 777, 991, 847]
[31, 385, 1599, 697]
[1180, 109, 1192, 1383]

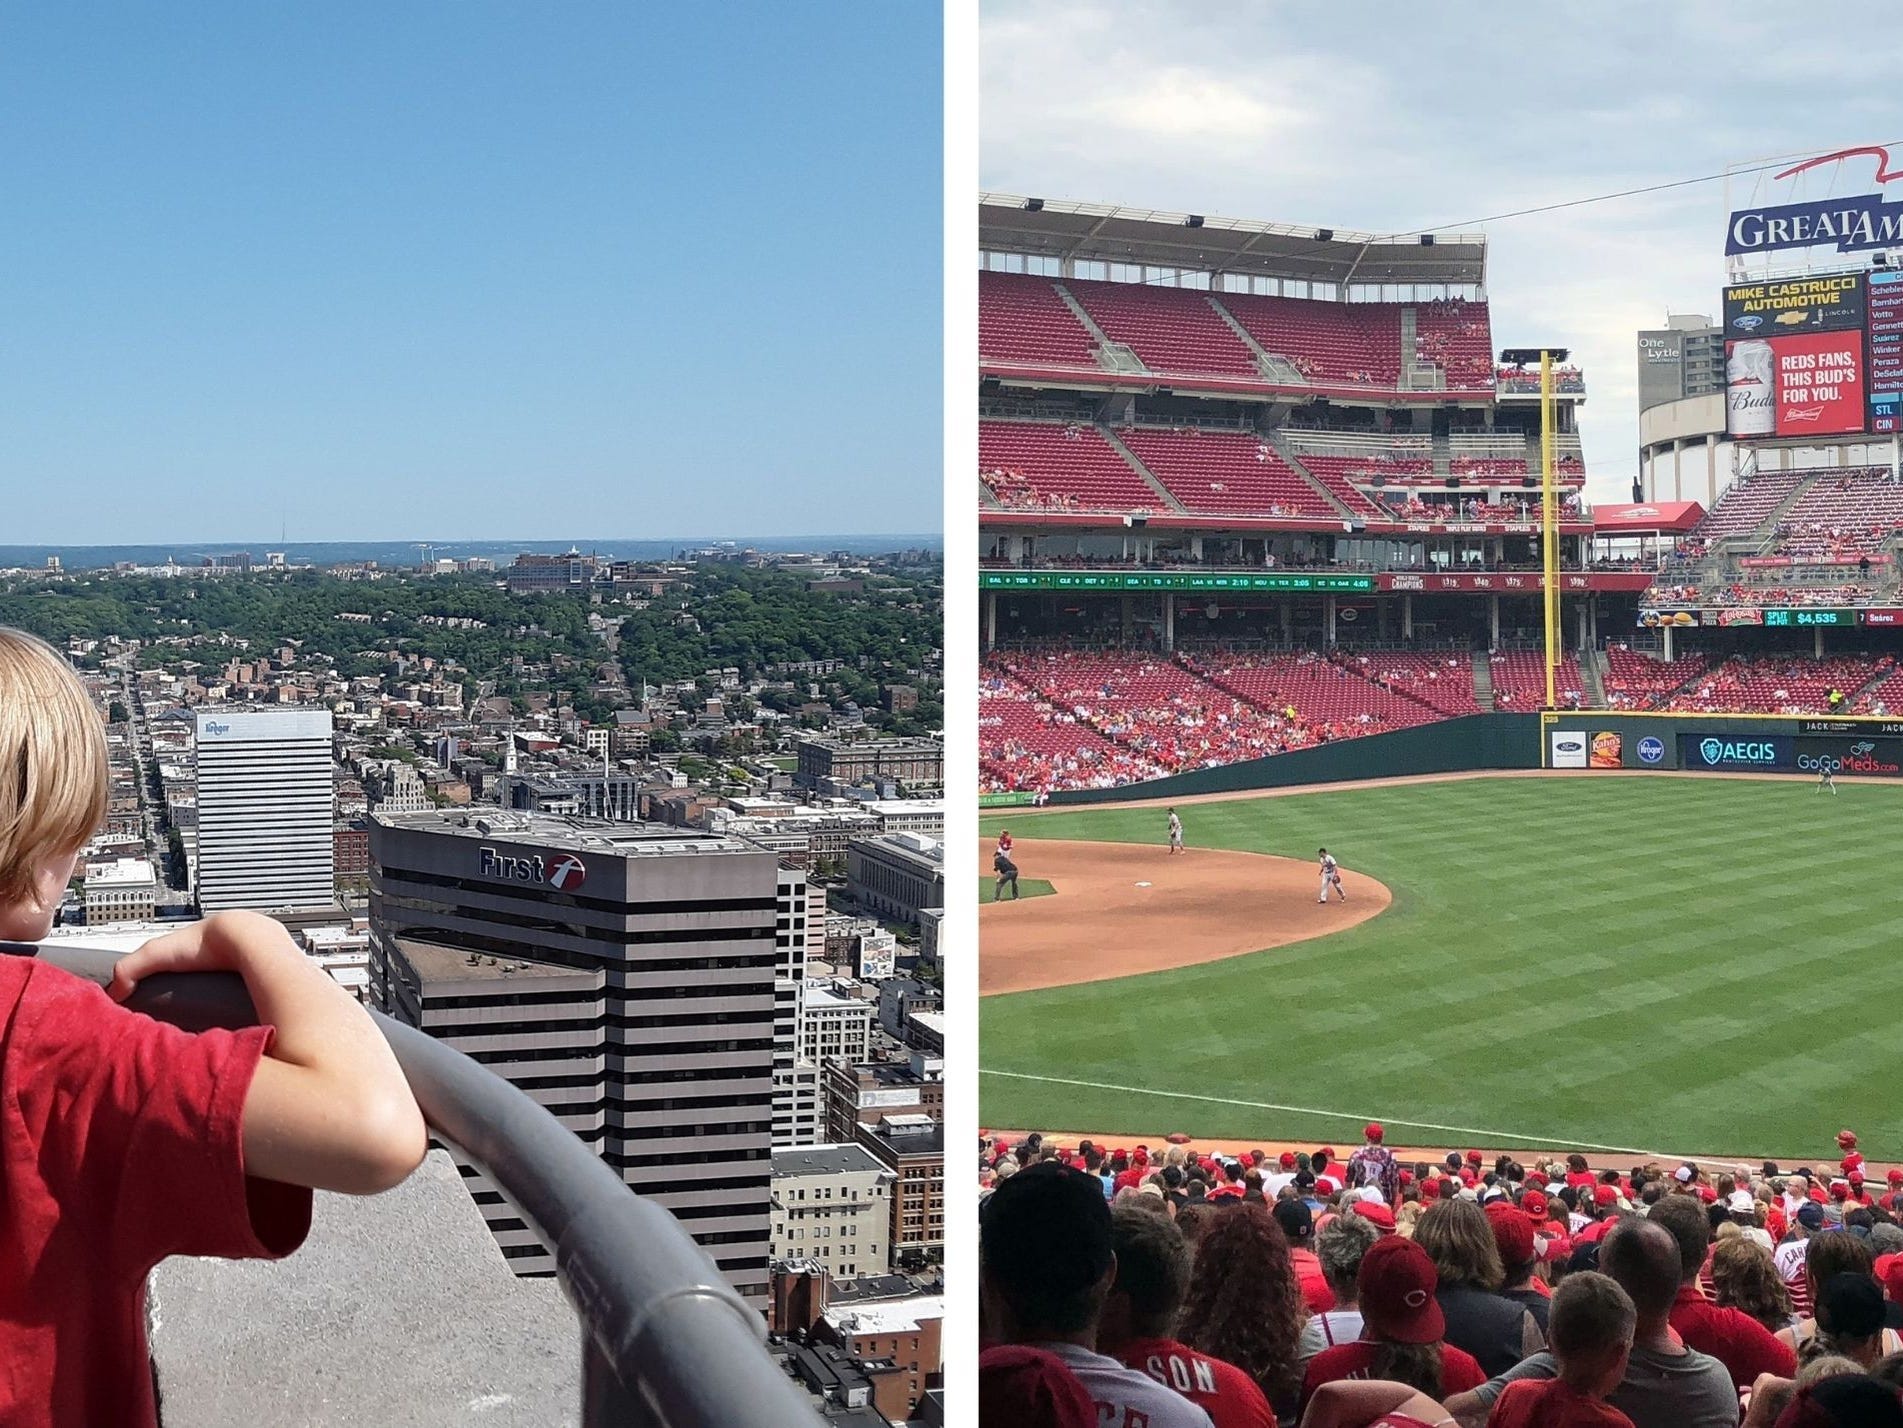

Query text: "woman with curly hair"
[1410, 1196, 1545, 1375]
[1710, 1234, 1797, 1334]
[1176, 1200, 1309, 1422]
[1301, 1233, 1487, 1413]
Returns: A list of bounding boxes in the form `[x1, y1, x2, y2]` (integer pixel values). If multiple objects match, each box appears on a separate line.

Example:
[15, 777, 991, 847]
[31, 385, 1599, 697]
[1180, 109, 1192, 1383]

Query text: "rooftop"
[980, 193, 1490, 286]
[396, 936, 595, 985]
[772, 1143, 891, 1180]
[822, 1295, 945, 1339]
[373, 808, 759, 858]
[84, 856, 157, 888]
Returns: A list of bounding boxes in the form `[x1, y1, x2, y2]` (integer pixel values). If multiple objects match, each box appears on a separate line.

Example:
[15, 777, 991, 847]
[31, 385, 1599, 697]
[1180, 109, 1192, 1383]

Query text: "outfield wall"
[985, 711, 1903, 807]
[1036, 714, 1539, 806]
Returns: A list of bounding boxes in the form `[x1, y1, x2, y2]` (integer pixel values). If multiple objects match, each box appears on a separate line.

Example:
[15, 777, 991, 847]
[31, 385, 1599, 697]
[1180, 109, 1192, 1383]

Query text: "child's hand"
[108, 912, 284, 1001]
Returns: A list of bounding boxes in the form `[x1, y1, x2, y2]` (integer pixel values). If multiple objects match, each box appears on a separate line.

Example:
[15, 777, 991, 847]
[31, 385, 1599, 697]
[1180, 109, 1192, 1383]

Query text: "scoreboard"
[1724, 271, 1897, 439]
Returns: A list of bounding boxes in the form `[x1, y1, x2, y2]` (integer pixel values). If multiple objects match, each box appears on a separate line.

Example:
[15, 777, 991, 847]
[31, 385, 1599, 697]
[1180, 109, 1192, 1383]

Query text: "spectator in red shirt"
[1302, 1234, 1488, 1411]
[1485, 1272, 1638, 1428]
[1100, 1204, 1277, 1428]
[1179, 1201, 1311, 1424]
[1273, 1198, 1339, 1314]
[0, 626, 428, 1428]
[1647, 1194, 1797, 1390]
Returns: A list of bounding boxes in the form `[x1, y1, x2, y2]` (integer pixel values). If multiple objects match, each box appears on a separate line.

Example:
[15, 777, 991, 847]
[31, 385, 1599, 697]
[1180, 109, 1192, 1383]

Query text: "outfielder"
[1818, 761, 1837, 795]
[1167, 807, 1183, 854]
[1317, 847, 1346, 904]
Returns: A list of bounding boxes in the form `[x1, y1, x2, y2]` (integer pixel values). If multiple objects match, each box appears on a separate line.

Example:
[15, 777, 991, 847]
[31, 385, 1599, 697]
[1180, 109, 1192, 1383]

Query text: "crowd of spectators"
[982, 1124, 1903, 1428]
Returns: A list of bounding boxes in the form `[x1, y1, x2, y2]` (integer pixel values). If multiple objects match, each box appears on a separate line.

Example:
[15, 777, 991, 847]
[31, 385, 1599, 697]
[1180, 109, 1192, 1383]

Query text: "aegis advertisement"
[1679, 735, 1792, 772]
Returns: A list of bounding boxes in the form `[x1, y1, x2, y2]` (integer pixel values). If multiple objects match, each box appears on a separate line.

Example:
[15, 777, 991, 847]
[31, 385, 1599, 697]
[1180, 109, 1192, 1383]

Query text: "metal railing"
[13, 941, 824, 1428]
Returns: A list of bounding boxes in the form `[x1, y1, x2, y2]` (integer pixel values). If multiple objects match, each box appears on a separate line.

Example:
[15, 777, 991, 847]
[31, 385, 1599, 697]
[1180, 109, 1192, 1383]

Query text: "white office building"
[194, 709, 335, 911]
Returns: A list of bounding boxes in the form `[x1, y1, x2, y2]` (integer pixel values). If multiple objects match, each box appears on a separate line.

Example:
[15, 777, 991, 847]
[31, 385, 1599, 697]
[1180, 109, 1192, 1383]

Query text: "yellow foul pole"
[1541, 351, 1558, 709]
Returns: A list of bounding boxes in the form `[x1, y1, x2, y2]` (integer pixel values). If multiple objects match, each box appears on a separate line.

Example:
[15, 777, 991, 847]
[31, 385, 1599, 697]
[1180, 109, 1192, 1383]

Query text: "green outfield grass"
[978, 876, 1055, 903]
[981, 775, 1903, 1162]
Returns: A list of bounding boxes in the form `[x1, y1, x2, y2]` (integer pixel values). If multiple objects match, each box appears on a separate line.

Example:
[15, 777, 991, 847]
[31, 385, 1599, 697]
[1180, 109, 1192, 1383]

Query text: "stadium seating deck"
[1063, 279, 1260, 377]
[980, 420, 1169, 513]
[977, 270, 1099, 367]
[1119, 428, 1335, 518]
[1602, 647, 1711, 710]
[1688, 470, 1810, 539]
[1653, 653, 1894, 714]
[1489, 651, 1586, 709]
[1216, 290, 1402, 386]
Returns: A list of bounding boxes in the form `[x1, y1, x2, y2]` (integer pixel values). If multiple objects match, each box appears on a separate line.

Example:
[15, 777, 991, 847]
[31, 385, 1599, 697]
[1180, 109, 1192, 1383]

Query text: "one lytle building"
[193, 708, 335, 911]
[368, 809, 779, 1305]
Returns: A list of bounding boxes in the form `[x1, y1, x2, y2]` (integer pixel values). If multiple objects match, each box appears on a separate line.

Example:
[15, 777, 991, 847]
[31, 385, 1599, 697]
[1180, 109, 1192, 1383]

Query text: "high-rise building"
[1637, 315, 1725, 413]
[194, 709, 334, 911]
[773, 865, 825, 1147]
[368, 809, 778, 1304]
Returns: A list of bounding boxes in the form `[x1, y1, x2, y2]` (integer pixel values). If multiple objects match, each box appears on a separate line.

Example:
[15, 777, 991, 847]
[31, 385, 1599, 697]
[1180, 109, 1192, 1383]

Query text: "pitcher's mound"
[981, 838, 1390, 996]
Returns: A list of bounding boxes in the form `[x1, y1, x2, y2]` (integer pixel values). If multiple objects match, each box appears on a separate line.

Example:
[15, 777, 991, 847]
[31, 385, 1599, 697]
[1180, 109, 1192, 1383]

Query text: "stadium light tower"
[1500, 346, 1570, 710]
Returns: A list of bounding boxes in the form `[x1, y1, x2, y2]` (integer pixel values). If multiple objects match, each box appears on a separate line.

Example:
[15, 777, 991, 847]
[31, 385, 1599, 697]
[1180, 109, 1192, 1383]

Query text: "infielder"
[1317, 847, 1346, 904]
[1167, 807, 1183, 854]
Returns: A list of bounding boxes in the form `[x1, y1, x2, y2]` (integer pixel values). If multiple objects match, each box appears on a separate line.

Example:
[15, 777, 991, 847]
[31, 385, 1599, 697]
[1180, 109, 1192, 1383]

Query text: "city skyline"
[0, 2, 943, 544]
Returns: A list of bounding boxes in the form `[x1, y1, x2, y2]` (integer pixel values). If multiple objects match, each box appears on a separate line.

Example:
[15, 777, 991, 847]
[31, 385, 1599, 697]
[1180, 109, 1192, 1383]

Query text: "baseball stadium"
[976, 186, 1903, 1178]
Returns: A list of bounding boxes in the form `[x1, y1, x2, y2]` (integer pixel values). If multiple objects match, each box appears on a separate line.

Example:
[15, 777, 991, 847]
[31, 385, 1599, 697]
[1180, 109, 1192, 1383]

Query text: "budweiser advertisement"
[1727, 330, 1866, 438]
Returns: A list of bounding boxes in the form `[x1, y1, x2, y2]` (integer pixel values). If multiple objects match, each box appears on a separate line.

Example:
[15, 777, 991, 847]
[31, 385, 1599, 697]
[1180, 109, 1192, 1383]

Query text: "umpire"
[993, 847, 1021, 900]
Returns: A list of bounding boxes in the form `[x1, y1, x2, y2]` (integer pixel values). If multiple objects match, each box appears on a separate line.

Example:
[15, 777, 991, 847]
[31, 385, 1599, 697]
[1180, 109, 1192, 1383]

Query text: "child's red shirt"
[0, 958, 312, 1425]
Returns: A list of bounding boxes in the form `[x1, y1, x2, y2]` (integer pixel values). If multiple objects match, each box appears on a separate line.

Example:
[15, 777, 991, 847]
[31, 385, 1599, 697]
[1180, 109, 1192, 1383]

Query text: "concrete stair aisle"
[1053, 283, 1147, 373]
[1751, 471, 1827, 542]
[1579, 649, 1608, 708]
[1263, 430, 1357, 520]
[1205, 295, 1290, 382]
[1099, 426, 1190, 512]
[1471, 652, 1495, 710]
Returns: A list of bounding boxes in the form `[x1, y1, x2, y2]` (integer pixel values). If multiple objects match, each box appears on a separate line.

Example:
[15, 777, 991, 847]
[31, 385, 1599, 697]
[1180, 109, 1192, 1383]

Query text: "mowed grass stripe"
[982, 777, 1903, 1161]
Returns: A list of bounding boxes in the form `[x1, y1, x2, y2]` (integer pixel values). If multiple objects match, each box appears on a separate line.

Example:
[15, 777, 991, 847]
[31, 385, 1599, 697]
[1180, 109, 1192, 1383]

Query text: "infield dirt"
[979, 837, 1390, 996]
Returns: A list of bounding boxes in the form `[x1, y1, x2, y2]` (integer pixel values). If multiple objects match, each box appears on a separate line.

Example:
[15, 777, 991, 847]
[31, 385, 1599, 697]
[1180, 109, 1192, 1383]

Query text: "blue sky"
[0, 4, 942, 543]
[982, 0, 1903, 505]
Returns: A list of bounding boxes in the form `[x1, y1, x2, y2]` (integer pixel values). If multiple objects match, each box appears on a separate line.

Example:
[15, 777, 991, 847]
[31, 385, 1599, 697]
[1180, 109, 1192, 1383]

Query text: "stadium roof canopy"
[981, 194, 1488, 287]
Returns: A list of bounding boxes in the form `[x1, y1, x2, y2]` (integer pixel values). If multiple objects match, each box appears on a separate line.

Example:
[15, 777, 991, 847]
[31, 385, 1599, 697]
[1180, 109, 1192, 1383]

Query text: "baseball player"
[1317, 848, 1346, 904]
[1817, 761, 1837, 795]
[1167, 808, 1183, 855]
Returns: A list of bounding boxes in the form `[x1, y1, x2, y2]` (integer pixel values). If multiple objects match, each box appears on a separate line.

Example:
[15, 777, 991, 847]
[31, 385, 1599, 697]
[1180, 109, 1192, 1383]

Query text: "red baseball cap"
[1593, 1184, 1618, 1208]
[1365, 1123, 1385, 1142]
[1486, 1202, 1536, 1266]
[1318, 1146, 1336, 1160]
[1357, 1236, 1446, 1344]
[1420, 1178, 1442, 1201]
[1459, 1168, 1477, 1186]
[1466, 1150, 1485, 1165]
[1280, 1152, 1298, 1169]
[1399, 1170, 1415, 1188]
[1884, 1255, 1903, 1307]
[1521, 1190, 1550, 1221]
[1697, 1186, 1717, 1204]
[1888, 1170, 1903, 1188]
[1542, 1233, 1574, 1264]
[1526, 1170, 1549, 1189]
[1839, 1130, 1859, 1150]
[1352, 1201, 1397, 1232]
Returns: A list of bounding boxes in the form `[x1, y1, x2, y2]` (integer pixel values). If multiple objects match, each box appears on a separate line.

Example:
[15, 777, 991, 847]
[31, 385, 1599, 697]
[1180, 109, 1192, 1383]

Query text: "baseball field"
[980, 773, 1903, 1163]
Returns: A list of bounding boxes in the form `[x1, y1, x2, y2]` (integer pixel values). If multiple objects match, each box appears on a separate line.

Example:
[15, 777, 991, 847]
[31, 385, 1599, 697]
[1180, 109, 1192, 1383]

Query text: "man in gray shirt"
[1445, 1218, 1739, 1428]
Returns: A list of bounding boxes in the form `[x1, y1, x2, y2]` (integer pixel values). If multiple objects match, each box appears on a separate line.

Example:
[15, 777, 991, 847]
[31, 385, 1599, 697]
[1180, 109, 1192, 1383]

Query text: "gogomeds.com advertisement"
[1678, 734, 1903, 776]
